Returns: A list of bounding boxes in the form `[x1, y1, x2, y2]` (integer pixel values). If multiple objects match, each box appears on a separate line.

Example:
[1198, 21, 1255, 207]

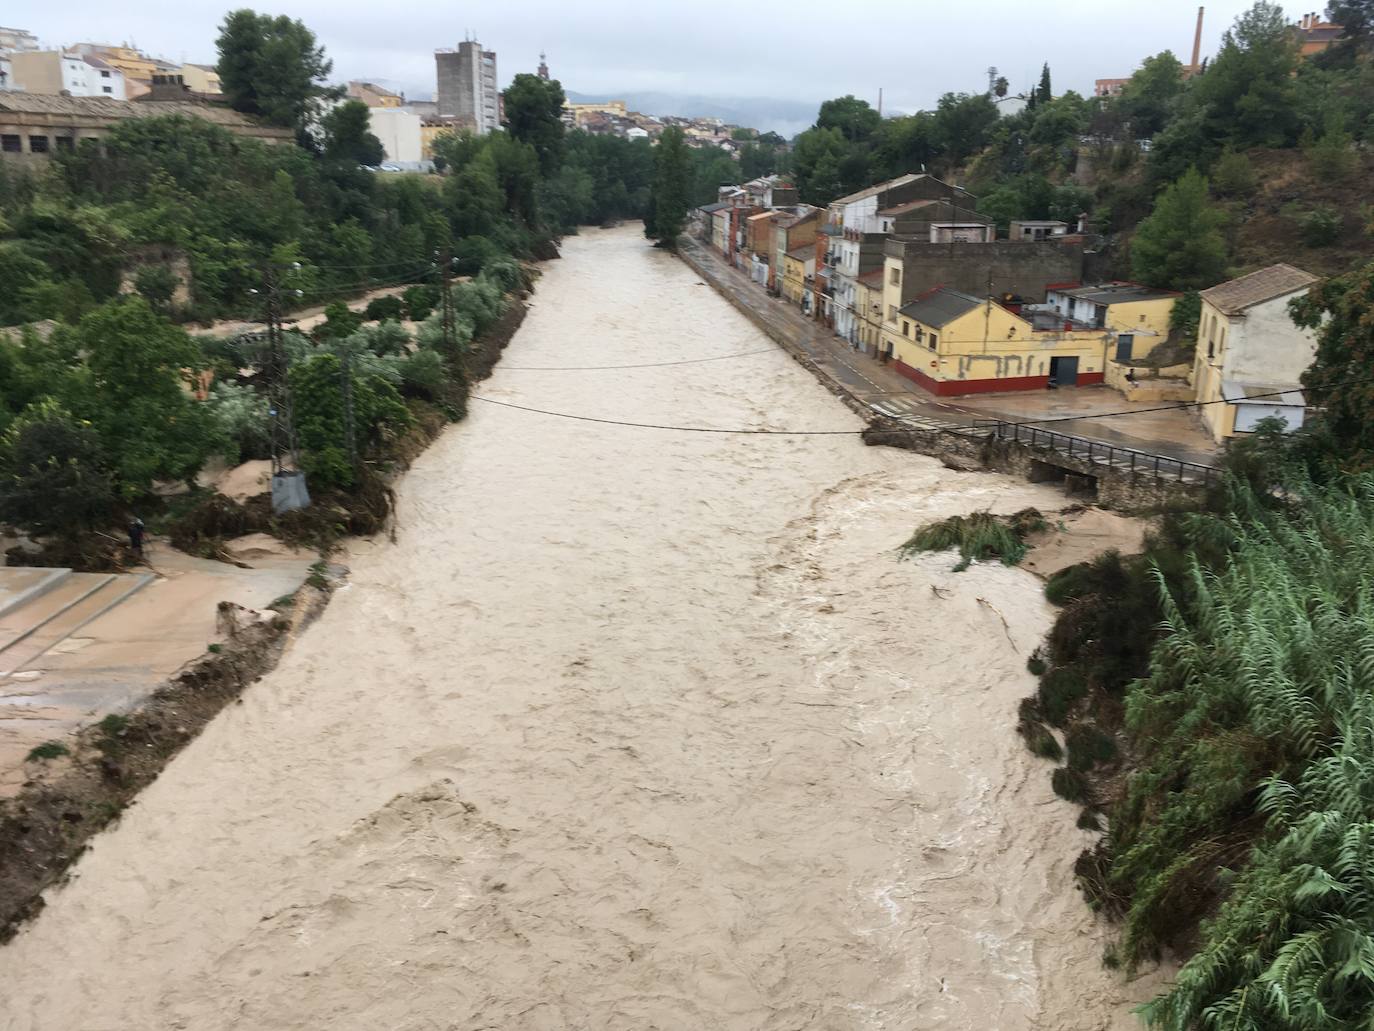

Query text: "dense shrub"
[363, 295, 404, 322]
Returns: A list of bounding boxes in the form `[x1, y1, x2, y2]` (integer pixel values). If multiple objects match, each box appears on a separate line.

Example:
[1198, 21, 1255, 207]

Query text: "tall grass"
[1101, 473, 1374, 1028]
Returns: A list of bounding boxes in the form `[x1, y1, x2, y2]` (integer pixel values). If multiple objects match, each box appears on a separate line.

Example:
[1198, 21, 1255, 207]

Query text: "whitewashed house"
[1192, 264, 1321, 443]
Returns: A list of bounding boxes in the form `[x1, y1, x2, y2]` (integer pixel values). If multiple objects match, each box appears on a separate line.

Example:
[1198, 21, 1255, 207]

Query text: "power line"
[989, 382, 1322, 428]
[498, 347, 780, 371]
[468, 395, 861, 435]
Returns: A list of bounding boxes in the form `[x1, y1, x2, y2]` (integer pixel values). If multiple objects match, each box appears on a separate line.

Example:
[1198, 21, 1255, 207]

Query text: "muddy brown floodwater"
[0, 225, 1163, 1029]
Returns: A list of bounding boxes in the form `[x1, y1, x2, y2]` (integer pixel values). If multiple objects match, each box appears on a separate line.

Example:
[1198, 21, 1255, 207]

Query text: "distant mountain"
[564, 90, 818, 138]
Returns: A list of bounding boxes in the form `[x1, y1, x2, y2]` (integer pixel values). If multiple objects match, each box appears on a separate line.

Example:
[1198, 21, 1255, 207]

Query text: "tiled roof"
[858, 269, 884, 285]
[0, 92, 283, 134]
[786, 245, 814, 259]
[898, 287, 985, 327]
[829, 173, 924, 207]
[878, 198, 936, 216]
[1201, 264, 1319, 315]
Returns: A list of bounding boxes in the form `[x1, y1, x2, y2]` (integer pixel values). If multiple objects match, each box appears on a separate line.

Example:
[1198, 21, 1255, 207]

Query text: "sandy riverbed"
[0, 225, 1163, 1029]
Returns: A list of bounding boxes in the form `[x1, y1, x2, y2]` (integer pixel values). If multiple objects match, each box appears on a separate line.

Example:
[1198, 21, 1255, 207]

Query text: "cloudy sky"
[12, 1, 1308, 131]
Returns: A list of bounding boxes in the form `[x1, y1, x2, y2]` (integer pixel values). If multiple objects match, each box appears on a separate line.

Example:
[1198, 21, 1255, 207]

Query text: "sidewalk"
[679, 236, 1220, 468]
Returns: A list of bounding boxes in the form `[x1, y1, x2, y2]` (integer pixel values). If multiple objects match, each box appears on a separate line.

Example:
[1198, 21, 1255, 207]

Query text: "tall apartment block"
[435, 40, 498, 134]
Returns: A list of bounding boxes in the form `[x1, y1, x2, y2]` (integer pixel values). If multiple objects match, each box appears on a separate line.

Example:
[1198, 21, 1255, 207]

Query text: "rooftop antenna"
[987, 65, 998, 95]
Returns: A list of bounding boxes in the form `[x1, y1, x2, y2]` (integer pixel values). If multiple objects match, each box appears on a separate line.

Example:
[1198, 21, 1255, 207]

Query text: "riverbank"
[0, 226, 1161, 1028]
[676, 234, 1215, 509]
[0, 285, 533, 942]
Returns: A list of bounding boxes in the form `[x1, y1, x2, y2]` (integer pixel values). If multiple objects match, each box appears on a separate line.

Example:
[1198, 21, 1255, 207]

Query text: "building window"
[890, 266, 900, 286]
[28, 135, 49, 153]
[1, 134, 20, 153]
[888, 305, 897, 321]
[902, 320, 910, 338]
[102, 86, 112, 93]
[100, 70, 111, 78]
[930, 333, 939, 349]
[54, 136, 74, 151]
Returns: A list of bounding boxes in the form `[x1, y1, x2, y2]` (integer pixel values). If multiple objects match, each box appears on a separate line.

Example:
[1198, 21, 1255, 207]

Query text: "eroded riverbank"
[0, 225, 1159, 1029]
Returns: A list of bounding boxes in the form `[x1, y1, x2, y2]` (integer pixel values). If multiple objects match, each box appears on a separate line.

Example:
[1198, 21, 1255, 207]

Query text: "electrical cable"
[468, 395, 862, 435]
[981, 382, 1323, 428]
[498, 347, 781, 371]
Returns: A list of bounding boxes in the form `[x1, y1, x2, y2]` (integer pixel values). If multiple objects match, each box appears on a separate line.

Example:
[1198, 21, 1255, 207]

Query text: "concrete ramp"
[0, 568, 154, 678]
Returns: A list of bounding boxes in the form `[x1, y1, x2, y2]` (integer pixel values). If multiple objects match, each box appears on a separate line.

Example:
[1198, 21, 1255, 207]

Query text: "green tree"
[1035, 63, 1053, 107]
[931, 92, 1000, 165]
[73, 298, 214, 493]
[215, 9, 341, 136]
[321, 100, 385, 166]
[1115, 50, 1186, 138]
[815, 95, 882, 143]
[315, 301, 364, 341]
[1292, 262, 1374, 462]
[1130, 167, 1229, 290]
[134, 265, 180, 312]
[290, 351, 409, 488]
[792, 126, 852, 205]
[0, 400, 115, 536]
[503, 73, 567, 176]
[1193, 1, 1301, 149]
[645, 126, 691, 247]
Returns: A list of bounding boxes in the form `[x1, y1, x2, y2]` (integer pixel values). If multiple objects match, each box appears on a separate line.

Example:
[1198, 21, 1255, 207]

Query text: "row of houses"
[693, 172, 1322, 444]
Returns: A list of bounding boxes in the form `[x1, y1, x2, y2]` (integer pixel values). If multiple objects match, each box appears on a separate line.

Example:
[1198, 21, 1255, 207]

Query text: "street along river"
[0, 225, 1159, 1029]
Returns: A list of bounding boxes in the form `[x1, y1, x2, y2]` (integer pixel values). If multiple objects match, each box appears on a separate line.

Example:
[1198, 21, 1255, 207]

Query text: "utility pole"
[340, 347, 358, 475]
[437, 248, 468, 388]
[255, 261, 310, 513]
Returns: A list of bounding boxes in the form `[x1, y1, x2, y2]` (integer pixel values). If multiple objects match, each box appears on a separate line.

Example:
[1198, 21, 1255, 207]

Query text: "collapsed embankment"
[0, 288, 535, 944]
[0, 594, 324, 940]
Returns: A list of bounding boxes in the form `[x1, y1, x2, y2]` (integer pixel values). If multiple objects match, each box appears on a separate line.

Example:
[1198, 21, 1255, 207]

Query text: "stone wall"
[888, 239, 1085, 304]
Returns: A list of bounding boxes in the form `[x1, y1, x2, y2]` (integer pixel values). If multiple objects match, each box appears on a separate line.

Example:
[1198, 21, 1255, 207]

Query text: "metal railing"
[973, 420, 1218, 486]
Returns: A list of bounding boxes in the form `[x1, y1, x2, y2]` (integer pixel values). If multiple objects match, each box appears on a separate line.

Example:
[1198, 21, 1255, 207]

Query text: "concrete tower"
[435, 39, 498, 134]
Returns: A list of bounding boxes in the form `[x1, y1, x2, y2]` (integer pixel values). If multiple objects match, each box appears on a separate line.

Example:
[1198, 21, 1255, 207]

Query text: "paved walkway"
[679, 236, 1220, 469]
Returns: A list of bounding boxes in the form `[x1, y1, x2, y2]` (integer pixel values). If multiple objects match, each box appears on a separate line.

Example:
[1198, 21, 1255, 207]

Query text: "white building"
[1193, 263, 1321, 442]
[0, 27, 40, 54]
[369, 107, 423, 165]
[8, 50, 125, 98]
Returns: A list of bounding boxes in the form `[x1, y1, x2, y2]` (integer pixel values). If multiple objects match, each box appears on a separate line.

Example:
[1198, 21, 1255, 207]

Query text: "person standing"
[128, 517, 145, 558]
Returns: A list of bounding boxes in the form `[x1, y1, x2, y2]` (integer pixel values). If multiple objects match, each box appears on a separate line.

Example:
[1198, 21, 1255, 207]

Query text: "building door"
[1049, 356, 1079, 386]
[1115, 334, 1134, 362]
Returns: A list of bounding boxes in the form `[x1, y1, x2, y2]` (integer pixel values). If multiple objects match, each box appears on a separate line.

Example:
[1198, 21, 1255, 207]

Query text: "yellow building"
[1192, 264, 1319, 443]
[1043, 283, 1179, 362]
[883, 285, 1110, 395]
[347, 80, 403, 107]
[563, 100, 627, 125]
[72, 43, 157, 82]
[853, 269, 885, 353]
[781, 246, 814, 313]
[178, 63, 222, 94]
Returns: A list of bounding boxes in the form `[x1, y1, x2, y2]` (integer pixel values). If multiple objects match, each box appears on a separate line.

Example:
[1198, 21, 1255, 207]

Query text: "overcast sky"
[11, 1, 1312, 129]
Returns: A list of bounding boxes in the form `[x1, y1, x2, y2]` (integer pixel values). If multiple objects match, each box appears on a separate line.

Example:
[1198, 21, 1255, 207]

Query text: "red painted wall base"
[892, 360, 1104, 397]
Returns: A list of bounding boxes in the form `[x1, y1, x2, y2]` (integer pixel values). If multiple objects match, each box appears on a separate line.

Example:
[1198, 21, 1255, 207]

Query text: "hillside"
[1226, 147, 1373, 278]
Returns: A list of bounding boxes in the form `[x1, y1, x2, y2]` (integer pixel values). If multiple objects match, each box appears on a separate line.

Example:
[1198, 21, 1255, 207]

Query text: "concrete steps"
[0, 569, 154, 678]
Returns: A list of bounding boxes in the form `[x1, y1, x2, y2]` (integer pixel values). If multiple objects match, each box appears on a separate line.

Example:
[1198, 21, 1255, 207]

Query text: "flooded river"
[0, 225, 1158, 1029]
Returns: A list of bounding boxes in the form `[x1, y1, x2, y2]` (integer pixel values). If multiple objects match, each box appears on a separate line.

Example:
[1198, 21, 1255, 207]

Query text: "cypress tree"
[645, 126, 691, 248]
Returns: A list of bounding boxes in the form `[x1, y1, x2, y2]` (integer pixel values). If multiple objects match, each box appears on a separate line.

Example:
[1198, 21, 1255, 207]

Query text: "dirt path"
[0, 226, 1162, 1029]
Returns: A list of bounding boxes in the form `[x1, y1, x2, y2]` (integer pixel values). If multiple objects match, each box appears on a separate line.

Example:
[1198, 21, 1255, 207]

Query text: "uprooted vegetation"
[897, 508, 1046, 571]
